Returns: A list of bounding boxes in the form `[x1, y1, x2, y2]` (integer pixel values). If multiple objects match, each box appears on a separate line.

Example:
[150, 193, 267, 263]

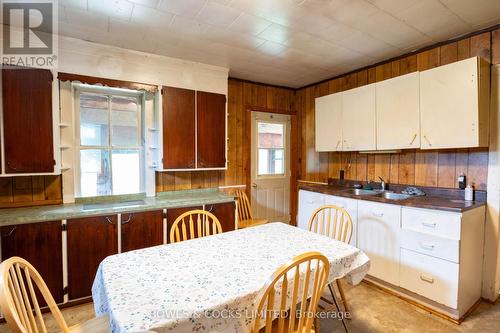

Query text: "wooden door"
[1, 221, 63, 304]
[376, 72, 420, 150]
[121, 210, 164, 252]
[2, 67, 54, 173]
[315, 93, 343, 152]
[207, 202, 235, 232]
[341, 84, 376, 151]
[196, 91, 226, 168]
[67, 215, 118, 300]
[166, 205, 202, 243]
[162, 86, 196, 169]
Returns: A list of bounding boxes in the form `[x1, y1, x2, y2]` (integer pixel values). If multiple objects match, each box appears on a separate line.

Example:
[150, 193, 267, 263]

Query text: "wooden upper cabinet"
[341, 84, 376, 151]
[196, 91, 227, 168]
[420, 56, 490, 149]
[162, 86, 196, 169]
[2, 67, 54, 173]
[315, 93, 343, 152]
[376, 72, 420, 150]
[121, 210, 164, 252]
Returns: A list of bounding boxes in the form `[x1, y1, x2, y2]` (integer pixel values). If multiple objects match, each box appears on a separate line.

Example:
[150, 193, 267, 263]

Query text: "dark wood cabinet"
[162, 86, 196, 169]
[121, 210, 164, 252]
[67, 215, 118, 300]
[0, 221, 63, 304]
[208, 202, 236, 232]
[196, 91, 226, 168]
[166, 205, 202, 243]
[2, 67, 54, 173]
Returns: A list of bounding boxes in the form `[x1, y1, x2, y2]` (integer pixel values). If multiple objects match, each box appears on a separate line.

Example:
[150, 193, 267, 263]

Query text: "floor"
[0, 282, 499, 333]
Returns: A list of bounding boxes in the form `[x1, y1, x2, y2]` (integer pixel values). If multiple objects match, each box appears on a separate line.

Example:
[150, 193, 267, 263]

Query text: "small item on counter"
[465, 185, 474, 201]
[363, 182, 374, 190]
[458, 173, 466, 190]
[401, 187, 426, 196]
[339, 169, 345, 180]
[353, 183, 363, 189]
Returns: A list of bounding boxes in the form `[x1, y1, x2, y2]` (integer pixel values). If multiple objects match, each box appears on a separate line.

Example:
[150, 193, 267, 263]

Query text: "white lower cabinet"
[298, 190, 325, 230]
[357, 201, 401, 286]
[323, 194, 358, 247]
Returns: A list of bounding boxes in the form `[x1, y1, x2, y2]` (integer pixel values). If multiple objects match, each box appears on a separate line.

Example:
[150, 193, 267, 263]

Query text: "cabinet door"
[121, 210, 164, 252]
[2, 67, 54, 173]
[357, 201, 401, 286]
[1, 221, 63, 304]
[208, 202, 235, 232]
[196, 91, 226, 168]
[166, 205, 203, 243]
[341, 84, 376, 151]
[67, 215, 118, 300]
[323, 195, 358, 247]
[376, 72, 420, 149]
[297, 190, 325, 230]
[315, 93, 342, 152]
[420, 57, 484, 149]
[162, 86, 196, 169]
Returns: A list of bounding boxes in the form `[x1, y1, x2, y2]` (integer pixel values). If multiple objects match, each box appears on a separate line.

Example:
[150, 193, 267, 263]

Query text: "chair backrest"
[308, 205, 353, 244]
[252, 252, 330, 333]
[0, 257, 69, 333]
[233, 189, 254, 221]
[169, 209, 223, 243]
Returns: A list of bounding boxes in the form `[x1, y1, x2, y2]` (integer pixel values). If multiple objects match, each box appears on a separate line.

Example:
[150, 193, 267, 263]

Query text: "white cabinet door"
[297, 190, 325, 230]
[376, 72, 420, 149]
[323, 195, 358, 247]
[358, 201, 401, 286]
[341, 84, 376, 151]
[420, 57, 489, 149]
[315, 94, 342, 152]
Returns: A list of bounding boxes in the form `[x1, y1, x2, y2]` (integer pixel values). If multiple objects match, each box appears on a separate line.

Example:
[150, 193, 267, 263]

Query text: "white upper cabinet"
[420, 56, 490, 149]
[315, 93, 342, 152]
[341, 84, 376, 151]
[376, 72, 420, 149]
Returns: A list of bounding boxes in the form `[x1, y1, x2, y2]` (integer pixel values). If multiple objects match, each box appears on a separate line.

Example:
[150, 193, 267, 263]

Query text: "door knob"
[252, 183, 257, 188]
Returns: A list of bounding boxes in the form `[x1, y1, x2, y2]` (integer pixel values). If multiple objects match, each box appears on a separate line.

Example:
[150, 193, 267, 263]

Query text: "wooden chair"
[308, 205, 353, 320]
[232, 189, 268, 229]
[0, 256, 109, 333]
[169, 209, 222, 243]
[252, 252, 330, 333]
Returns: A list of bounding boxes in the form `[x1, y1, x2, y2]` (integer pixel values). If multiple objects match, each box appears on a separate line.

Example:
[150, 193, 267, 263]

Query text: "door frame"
[245, 106, 298, 226]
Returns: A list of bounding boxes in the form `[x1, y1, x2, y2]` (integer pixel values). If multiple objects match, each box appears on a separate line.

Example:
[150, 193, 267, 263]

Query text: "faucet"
[379, 177, 386, 191]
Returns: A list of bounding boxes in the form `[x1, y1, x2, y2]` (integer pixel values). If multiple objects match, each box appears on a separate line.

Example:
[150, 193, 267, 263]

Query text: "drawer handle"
[419, 242, 435, 250]
[372, 211, 384, 217]
[422, 222, 436, 228]
[420, 275, 435, 284]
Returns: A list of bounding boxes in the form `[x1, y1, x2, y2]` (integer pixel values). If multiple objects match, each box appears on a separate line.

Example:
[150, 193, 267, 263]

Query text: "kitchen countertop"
[299, 182, 486, 213]
[0, 188, 235, 227]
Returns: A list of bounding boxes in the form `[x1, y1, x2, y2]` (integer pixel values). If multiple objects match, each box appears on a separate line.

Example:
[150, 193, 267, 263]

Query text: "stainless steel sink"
[82, 200, 147, 211]
[377, 192, 412, 200]
[342, 189, 381, 196]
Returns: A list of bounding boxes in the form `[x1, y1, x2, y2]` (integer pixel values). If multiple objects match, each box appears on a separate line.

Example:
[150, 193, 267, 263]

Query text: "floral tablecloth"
[92, 222, 370, 333]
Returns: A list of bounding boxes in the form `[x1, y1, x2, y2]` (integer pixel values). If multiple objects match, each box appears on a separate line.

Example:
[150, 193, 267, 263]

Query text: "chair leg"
[328, 283, 349, 333]
[336, 279, 349, 313]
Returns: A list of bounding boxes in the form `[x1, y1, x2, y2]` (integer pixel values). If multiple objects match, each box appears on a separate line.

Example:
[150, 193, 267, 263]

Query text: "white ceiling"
[57, 0, 500, 88]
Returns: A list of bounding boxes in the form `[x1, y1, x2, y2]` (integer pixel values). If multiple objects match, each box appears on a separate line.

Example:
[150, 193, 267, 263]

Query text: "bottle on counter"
[465, 184, 474, 201]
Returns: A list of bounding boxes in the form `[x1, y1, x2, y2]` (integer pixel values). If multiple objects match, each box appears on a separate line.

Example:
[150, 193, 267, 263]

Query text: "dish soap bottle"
[465, 184, 474, 201]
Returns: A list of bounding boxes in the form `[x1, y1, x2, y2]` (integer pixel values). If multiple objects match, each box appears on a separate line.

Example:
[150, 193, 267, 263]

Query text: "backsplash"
[0, 175, 62, 208]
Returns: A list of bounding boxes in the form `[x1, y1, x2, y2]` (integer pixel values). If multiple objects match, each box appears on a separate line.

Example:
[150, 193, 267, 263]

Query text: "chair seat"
[239, 218, 269, 229]
[67, 314, 110, 333]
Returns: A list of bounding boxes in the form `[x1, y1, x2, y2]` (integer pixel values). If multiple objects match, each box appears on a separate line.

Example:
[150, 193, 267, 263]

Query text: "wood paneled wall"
[0, 176, 62, 208]
[155, 80, 295, 192]
[296, 30, 500, 190]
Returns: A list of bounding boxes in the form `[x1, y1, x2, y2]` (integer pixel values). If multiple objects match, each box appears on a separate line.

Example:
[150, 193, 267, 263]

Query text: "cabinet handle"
[206, 205, 214, 212]
[105, 217, 115, 225]
[419, 242, 435, 250]
[121, 214, 133, 225]
[335, 140, 341, 150]
[423, 135, 432, 147]
[409, 134, 417, 145]
[420, 275, 435, 284]
[1, 227, 17, 237]
[421, 222, 436, 228]
[371, 211, 384, 217]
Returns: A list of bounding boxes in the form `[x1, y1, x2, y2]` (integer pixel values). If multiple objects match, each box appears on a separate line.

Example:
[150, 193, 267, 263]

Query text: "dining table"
[92, 222, 370, 333]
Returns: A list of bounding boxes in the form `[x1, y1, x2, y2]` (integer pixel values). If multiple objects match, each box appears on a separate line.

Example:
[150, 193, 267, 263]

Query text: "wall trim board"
[228, 77, 296, 91]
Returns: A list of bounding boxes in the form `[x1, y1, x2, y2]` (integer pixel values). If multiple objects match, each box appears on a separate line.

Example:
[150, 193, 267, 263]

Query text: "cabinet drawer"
[400, 248, 459, 309]
[400, 229, 460, 263]
[401, 207, 461, 240]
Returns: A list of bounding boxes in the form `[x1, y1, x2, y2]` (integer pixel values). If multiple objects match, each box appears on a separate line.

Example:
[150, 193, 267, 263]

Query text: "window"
[257, 122, 285, 176]
[77, 87, 144, 197]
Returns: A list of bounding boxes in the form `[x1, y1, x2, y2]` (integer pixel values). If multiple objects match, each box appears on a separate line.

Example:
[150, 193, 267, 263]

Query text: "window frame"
[73, 84, 146, 198]
[255, 120, 287, 179]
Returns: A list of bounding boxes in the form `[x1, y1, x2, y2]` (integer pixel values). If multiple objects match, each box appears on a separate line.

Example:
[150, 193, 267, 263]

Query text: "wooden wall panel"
[296, 29, 499, 191]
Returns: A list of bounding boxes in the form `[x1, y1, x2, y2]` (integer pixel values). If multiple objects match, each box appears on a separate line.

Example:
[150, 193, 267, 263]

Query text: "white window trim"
[255, 118, 289, 180]
[73, 84, 146, 198]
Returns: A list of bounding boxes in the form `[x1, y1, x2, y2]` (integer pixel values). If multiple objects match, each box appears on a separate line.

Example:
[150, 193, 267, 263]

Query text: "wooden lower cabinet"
[121, 210, 164, 252]
[0, 221, 63, 305]
[208, 202, 236, 232]
[67, 215, 118, 300]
